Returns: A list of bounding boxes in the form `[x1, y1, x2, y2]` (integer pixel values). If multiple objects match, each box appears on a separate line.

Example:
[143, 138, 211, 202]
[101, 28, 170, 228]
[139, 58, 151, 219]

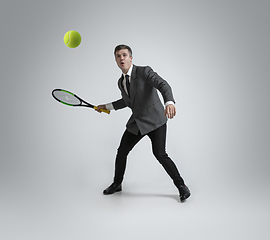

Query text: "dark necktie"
[126, 75, 130, 96]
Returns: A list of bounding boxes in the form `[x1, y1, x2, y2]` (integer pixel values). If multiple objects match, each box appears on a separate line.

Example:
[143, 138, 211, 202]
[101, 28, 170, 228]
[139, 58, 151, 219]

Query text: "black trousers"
[113, 124, 185, 187]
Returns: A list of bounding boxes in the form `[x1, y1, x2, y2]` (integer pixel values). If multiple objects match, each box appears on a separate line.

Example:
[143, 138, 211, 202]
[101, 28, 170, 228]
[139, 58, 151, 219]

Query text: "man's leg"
[103, 129, 143, 194]
[147, 124, 185, 186]
[114, 129, 144, 184]
[147, 124, 190, 201]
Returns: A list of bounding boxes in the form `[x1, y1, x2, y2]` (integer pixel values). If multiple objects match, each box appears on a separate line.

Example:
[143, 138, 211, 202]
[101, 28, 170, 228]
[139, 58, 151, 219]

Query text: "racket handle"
[94, 106, 110, 114]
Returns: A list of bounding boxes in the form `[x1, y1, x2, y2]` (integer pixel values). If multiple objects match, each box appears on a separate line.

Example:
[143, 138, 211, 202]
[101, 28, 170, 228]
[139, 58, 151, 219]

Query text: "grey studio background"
[1, 0, 269, 239]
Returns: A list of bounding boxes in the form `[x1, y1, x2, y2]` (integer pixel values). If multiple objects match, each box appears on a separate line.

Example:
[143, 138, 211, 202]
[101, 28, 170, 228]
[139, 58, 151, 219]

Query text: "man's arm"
[145, 66, 175, 104]
[145, 66, 176, 119]
[112, 98, 127, 110]
[95, 98, 127, 113]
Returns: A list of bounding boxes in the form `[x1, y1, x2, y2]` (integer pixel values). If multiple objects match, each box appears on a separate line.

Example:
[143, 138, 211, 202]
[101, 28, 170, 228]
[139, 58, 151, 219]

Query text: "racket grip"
[94, 106, 110, 114]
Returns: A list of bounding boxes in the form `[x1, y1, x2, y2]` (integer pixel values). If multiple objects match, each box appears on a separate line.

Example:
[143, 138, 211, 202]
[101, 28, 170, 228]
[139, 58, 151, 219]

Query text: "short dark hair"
[114, 44, 132, 57]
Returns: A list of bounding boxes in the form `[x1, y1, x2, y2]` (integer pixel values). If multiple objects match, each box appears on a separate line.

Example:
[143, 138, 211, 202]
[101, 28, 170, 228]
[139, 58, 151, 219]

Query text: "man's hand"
[95, 104, 107, 113]
[165, 104, 176, 119]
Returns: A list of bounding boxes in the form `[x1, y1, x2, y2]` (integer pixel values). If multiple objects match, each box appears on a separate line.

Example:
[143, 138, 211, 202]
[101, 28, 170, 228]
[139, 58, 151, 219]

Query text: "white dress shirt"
[105, 64, 174, 111]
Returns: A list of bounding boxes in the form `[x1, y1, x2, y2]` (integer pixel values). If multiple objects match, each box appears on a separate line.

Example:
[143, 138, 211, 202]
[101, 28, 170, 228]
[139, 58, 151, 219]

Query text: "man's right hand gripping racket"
[52, 89, 110, 114]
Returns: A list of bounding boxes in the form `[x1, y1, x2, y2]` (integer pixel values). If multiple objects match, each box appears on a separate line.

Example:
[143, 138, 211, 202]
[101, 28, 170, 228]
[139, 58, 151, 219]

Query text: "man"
[96, 44, 190, 202]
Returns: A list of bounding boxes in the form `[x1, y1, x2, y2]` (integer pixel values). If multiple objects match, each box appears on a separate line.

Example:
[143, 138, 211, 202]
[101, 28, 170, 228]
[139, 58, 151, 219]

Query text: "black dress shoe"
[178, 185, 191, 202]
[103, 183, 122, 195]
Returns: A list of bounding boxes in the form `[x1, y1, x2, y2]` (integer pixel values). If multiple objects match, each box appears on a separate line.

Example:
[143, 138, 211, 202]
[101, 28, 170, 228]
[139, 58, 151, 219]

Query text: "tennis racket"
[52, 89, 110, 114]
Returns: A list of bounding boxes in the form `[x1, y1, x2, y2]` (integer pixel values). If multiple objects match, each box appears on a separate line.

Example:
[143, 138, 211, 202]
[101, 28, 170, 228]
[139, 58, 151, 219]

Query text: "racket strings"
[53, 90, 81, 105]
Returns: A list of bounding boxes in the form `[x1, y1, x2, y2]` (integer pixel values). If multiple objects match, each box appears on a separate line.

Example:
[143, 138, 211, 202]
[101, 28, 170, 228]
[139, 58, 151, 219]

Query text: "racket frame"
[52, 89, 110, 114]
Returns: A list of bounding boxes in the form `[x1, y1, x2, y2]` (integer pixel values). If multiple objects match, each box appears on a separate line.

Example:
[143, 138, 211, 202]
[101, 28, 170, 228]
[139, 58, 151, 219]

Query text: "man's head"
[114, 44, 133, 74]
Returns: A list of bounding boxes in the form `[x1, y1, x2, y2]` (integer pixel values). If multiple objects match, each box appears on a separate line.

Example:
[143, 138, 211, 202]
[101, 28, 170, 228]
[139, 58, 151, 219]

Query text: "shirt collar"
[123, 64, 133, 78]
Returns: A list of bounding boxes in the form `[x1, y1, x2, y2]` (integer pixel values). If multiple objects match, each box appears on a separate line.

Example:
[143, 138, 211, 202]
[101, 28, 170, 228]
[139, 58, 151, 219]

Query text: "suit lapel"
[118, 74, 126, 94]
[130, 65, 137, 105]
[117, 65, 137, 106]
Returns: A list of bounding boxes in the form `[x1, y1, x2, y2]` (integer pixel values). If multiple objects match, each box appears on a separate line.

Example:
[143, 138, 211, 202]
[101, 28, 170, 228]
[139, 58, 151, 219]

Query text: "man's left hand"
[165, 104, 176, 119]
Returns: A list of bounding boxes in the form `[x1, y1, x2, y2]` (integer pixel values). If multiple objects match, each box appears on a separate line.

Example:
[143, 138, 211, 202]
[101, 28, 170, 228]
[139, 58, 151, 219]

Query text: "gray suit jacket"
[112, 65, 175, 135]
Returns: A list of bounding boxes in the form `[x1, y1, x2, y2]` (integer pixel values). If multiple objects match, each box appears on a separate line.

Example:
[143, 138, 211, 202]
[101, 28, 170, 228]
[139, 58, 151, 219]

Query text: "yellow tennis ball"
[64, 30, 81, 48]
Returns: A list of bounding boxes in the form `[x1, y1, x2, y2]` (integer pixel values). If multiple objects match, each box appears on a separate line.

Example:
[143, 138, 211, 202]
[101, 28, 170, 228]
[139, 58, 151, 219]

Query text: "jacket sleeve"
[145, 66, 175, 104]
[112, 98, 127, 110]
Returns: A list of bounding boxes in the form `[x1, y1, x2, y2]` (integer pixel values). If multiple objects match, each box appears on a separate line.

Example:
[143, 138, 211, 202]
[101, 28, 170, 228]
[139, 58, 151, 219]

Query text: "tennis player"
[96, 44, 190, 202]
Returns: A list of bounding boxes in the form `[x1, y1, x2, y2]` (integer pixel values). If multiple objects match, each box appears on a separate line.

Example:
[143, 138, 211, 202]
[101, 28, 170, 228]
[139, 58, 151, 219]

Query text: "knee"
[117, 146, 131, 157]
[153, 150, 168, 162]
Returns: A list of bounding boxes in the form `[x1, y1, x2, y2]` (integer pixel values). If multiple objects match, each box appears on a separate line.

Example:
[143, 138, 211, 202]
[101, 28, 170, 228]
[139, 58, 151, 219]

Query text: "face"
[115, 49, 133, 74]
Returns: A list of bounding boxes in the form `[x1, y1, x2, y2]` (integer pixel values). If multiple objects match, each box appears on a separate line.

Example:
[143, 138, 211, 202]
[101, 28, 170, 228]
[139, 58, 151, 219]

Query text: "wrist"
[165, 101, 174, 107]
